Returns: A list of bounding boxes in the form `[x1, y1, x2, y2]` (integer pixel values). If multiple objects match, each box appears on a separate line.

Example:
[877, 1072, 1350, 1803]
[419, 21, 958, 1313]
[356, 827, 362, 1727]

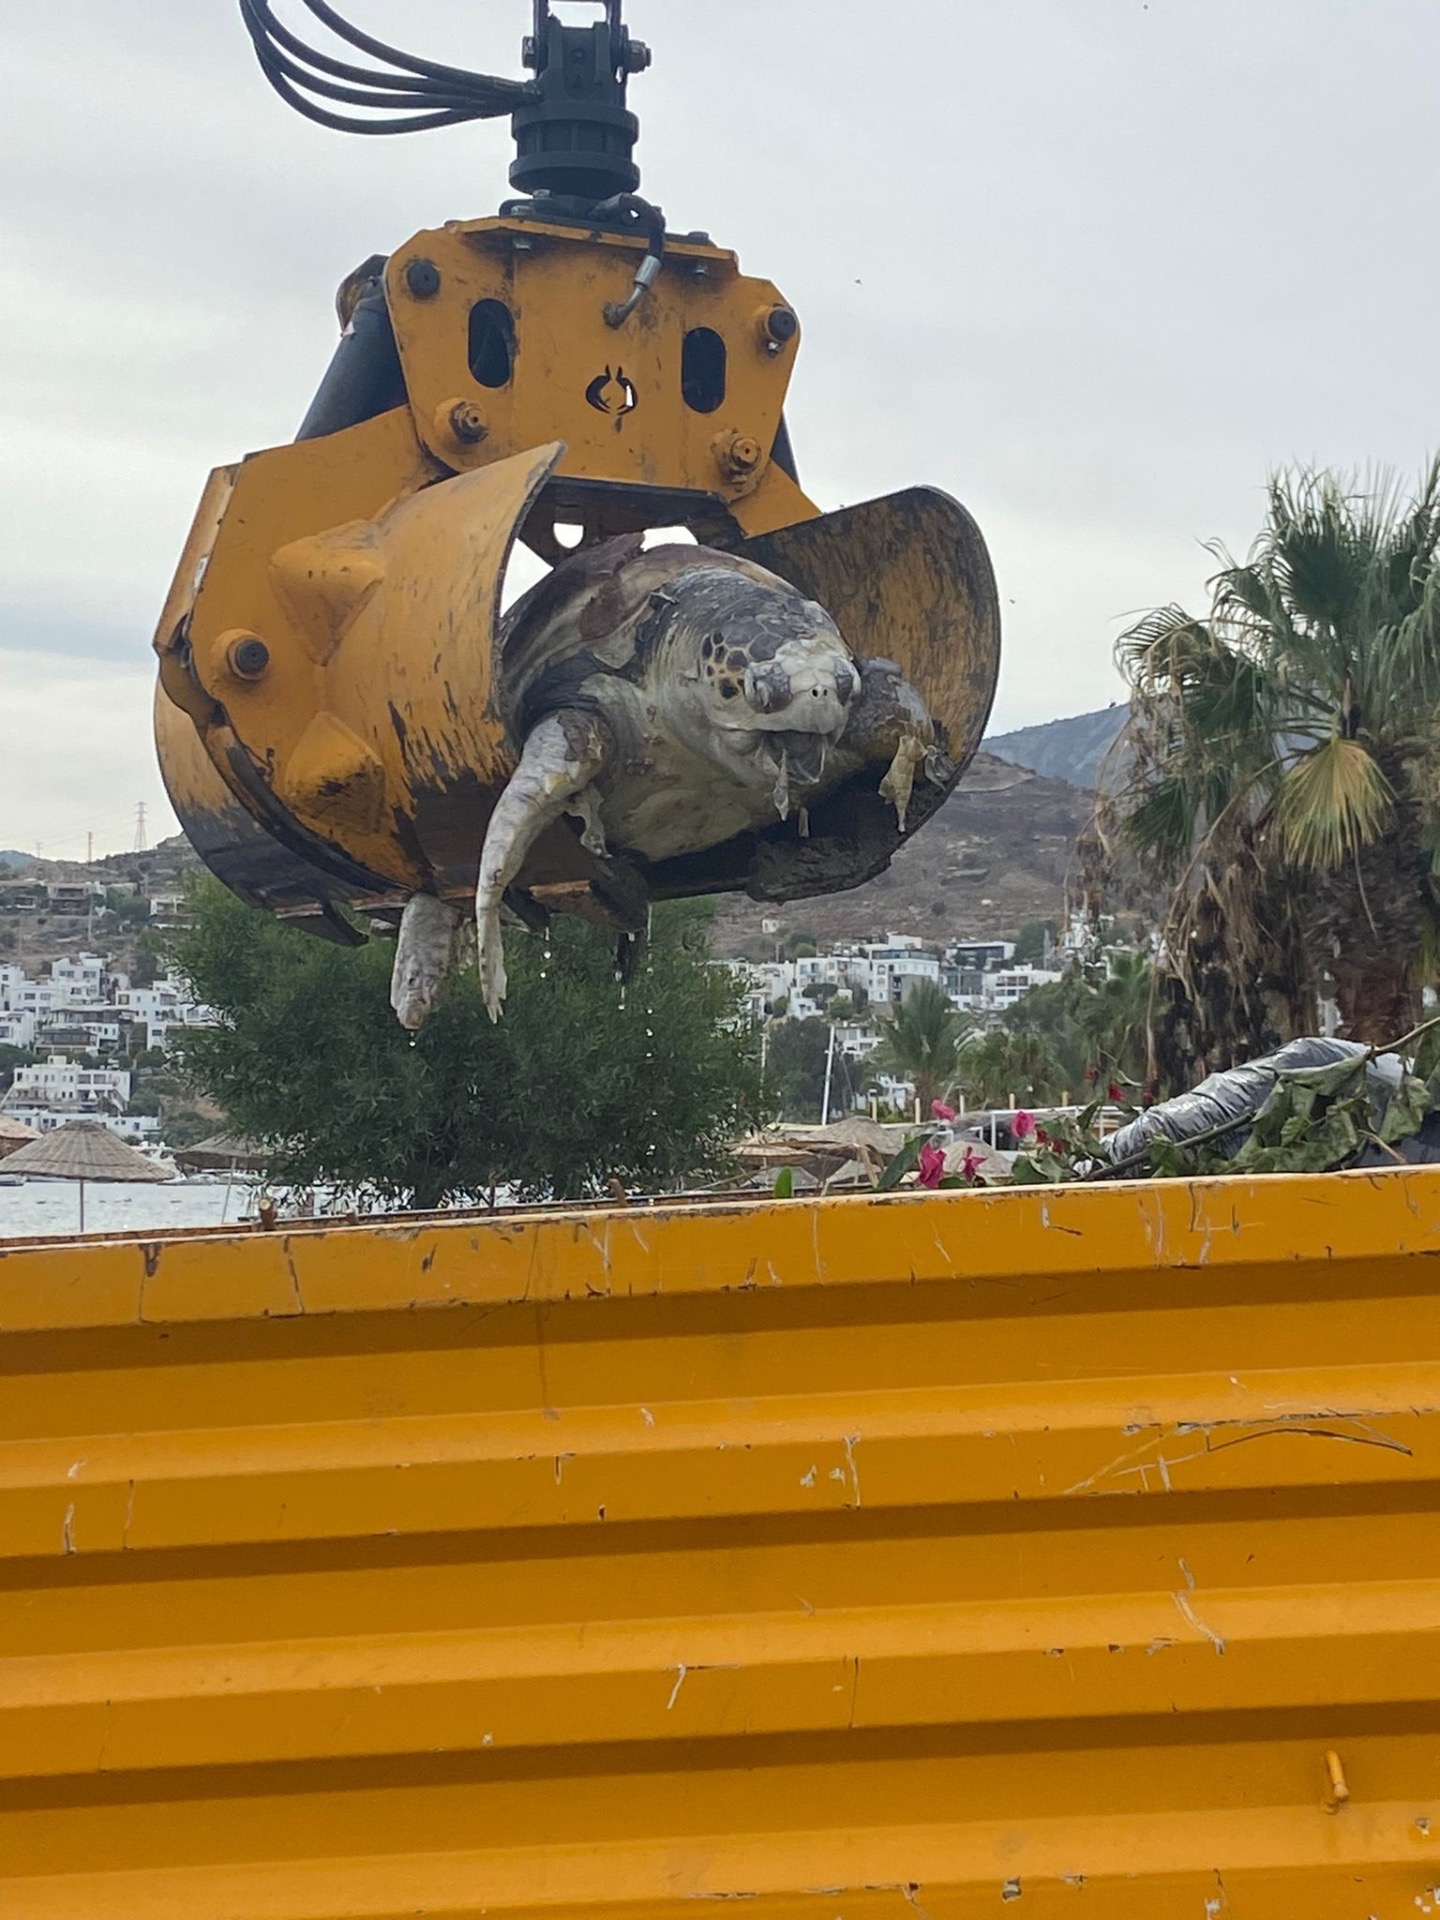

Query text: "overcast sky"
[4, 1, 1438, 856]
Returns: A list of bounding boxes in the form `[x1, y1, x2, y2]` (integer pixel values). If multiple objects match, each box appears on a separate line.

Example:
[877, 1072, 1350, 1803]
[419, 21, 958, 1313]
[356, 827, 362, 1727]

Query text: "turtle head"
[663, 564, 858, 791]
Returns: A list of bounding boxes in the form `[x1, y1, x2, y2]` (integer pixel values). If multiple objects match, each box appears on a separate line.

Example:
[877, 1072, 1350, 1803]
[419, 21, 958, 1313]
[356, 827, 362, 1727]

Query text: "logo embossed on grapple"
[585, 366, 638, 429]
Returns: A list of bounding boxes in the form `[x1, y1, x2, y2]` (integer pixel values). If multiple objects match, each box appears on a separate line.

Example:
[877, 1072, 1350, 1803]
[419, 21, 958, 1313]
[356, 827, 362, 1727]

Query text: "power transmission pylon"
[132, 802, 148, 854]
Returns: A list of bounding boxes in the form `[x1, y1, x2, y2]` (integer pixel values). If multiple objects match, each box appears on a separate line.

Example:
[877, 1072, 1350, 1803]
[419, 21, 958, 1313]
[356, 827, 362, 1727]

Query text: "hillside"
[711, 752, 1098, 958]
[0, 838, 198, 978]
[987, 706, 1128, 791]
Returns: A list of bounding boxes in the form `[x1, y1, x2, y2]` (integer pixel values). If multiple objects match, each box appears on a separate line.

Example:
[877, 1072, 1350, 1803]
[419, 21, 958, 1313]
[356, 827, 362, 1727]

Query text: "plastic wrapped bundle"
[1107, 1037, 1408, 1171]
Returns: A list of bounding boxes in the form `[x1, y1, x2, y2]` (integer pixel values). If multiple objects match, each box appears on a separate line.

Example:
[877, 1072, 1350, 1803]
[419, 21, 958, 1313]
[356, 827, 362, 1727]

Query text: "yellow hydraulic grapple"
[154, 0, 1001, 951]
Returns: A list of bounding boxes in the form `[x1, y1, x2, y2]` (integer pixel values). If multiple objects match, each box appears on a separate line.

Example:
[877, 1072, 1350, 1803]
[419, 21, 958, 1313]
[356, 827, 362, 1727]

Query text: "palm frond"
[1122, 777, 1195, 866]
[1276, 735, 1393, 869]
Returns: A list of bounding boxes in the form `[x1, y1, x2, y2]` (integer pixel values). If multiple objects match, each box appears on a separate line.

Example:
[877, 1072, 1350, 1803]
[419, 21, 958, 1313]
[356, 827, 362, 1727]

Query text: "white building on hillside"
[857, 936, 942, 1005]
[49, 955, 108, 1002]
[115, 974, 215, 1050]
[0, 1011, 35, 1049]
[987, 964, 1065, 1009]
[1, 1055, 152, 1137]
[5, 1055, 131, 1110]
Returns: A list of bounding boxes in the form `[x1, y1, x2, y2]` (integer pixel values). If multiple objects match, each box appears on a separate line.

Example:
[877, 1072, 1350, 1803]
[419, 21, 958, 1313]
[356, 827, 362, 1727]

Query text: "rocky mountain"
[986, 706, 1128, 792]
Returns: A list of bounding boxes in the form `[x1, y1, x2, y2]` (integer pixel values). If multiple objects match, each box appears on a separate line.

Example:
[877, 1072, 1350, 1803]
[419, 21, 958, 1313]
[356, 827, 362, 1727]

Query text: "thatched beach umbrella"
[172, 1133, 267, 1175]
[0, 1114, 39, 1162]
[2, 1120, 170, 1229]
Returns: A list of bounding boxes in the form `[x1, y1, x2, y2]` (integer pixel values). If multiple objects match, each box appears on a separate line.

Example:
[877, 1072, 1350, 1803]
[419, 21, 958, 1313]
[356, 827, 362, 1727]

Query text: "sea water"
[0, 1180, 254, 1240]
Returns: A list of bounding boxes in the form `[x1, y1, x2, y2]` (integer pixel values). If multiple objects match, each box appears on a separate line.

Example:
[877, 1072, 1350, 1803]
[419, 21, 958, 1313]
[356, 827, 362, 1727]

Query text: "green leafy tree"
[872, 980, 970, 1114]
[765, 1017, 831, 1122]
[104, 890, 152, 928]
[1110, 463, 1440, 1054]
[0, 1044, 36, 1093]
[1012, 919, 1058, 967]
[167, 879, 763, 1207]
[992, 955, 1153, 1098]
[128, 943, 163, 989]
[1002, 981, 1090, 1090]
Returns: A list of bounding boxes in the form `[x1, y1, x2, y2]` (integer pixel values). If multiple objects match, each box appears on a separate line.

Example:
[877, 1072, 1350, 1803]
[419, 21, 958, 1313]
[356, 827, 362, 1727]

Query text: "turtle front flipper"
[476, 710, 612, 1020]
[844, 658, 953, 830]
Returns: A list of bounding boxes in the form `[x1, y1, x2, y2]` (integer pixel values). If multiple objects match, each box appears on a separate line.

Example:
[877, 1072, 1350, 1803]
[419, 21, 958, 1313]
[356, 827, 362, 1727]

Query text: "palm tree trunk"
[1312, 803, 1427, 1046]
[1328, 955, 1420, 1047]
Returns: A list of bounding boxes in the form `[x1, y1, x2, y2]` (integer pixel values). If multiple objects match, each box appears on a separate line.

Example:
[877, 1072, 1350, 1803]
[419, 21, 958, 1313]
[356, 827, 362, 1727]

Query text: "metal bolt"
[227, 634, 270, 681]
[448, 401, 488, 445]
[715, 431, 764, 484]
[626, 40, 652, 73]
[404, 258, 441, 300]
[766, 306, 799, 344]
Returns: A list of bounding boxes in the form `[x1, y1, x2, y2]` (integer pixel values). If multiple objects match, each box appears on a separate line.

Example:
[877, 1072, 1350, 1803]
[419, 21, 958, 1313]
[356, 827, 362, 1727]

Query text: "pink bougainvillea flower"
[962, 1146, 983, 1182]
[1107, 1082, 1124, 1103]
[1034, 1126, 1050, 1147]
[917, 1141, 947, 1189]
[1012, 1110, 1036, 1141]
[931, 1100, 958, 1122]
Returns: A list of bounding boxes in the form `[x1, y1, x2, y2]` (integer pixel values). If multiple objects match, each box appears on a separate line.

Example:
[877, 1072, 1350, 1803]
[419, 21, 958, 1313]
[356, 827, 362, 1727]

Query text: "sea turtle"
[389, 535, 950, 1026]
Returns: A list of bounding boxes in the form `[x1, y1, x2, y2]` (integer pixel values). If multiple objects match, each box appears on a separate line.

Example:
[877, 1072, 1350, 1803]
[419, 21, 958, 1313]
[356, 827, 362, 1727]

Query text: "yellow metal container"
[3, 1169, 1440, 1915]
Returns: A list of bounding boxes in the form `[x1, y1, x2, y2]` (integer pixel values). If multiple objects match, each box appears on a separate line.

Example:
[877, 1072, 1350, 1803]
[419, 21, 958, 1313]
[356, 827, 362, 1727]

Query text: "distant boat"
[0, 1174, 24, 1188]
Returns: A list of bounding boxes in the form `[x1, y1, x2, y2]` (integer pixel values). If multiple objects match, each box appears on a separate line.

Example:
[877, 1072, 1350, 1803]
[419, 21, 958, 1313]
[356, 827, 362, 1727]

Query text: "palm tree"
[956, 1026, 1070, 1109]
[871, 980, 970, 1114]
[1080, 949, 1153, 1089]
[1107, 463, 1440, 1051]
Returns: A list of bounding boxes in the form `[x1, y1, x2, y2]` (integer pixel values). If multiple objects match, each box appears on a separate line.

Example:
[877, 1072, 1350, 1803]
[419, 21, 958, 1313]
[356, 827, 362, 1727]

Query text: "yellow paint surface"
[3, 1169, 1440, 1913]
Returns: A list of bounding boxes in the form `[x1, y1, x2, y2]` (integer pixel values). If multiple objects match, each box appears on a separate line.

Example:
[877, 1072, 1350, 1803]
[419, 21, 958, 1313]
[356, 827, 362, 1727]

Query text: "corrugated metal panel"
[2, 1170, 1440, 1916]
